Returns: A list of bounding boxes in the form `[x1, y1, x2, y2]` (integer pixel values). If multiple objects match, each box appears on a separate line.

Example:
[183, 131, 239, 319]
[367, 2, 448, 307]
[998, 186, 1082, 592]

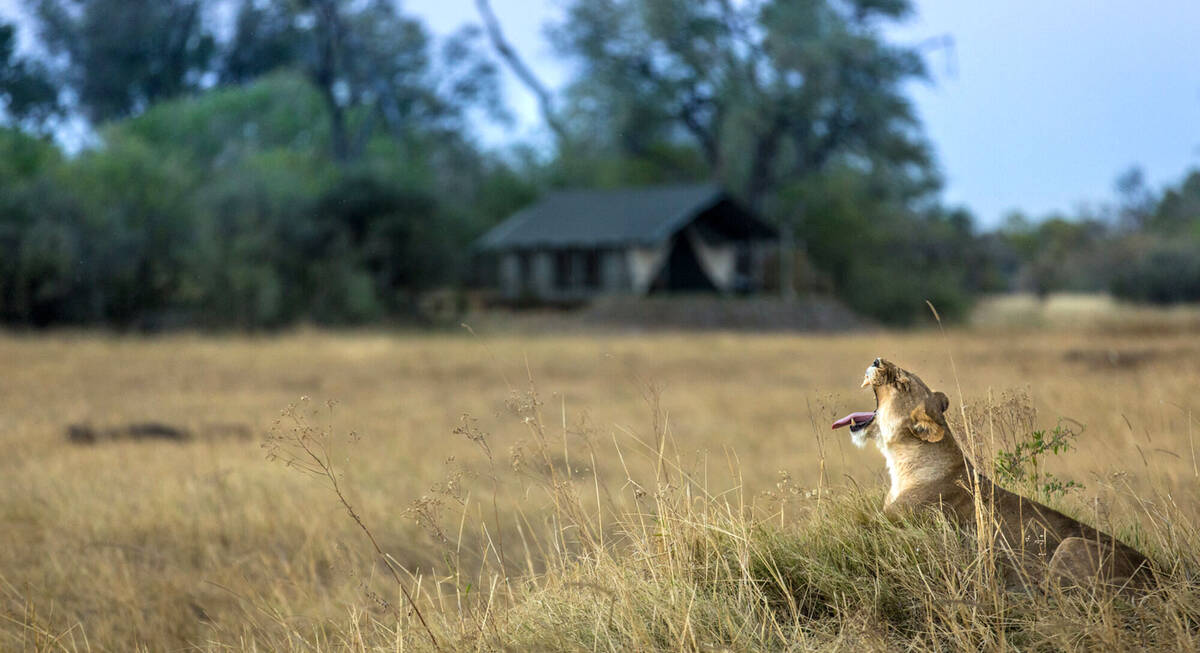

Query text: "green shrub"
[1110, 239, 1200, 304]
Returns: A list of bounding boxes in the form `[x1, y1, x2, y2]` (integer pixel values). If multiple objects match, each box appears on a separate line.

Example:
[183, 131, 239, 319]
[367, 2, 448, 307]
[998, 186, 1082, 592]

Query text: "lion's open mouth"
[833, 359, 883, 433]
[831, 411, 875, 432]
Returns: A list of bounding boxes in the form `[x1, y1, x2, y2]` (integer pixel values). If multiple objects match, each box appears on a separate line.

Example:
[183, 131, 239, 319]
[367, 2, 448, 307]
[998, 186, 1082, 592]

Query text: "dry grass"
[973, 292, 1200, 332]
[1, 321, 1199, 650]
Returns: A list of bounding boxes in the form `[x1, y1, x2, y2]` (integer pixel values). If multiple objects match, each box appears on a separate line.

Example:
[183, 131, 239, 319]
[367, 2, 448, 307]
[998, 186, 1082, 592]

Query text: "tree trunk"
[322, 87, 349, 163]
[311, 0, 348, 163]
[475, 0, 568, 147]
[743, 115, 793, 301]
[745, 119, 785, 211]
[779, 220, 796, 302]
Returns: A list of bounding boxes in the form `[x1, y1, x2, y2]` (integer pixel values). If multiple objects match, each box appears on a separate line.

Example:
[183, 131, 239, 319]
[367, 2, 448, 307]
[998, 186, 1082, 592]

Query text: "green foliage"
[0, 129, 203, 326]
[65, 136, 200, 326]
[1104, 168, 1200, 305]
[217, 0, 501, 163]
[310, 171, 465, 320]
[1, 0, 531, 331]
[30, 0, 215, 123]
[780, 166, 976, 324]
[187, 148, 332, 328]
[0, 191, 81, 326]
[550, 0, 937, 208]
[994, 422, 1083, 501]
[0, 126, 59, 182]
[995, 212, 1117, 297]
[113, 71, 330, 170]
[0, 21, 60, 129]
[986, 166, 1200, 303]
[1150, 170, 1200, 236]
[220, 0, 304, 85]
[1110, 238, 1200, 305]
[0, 70, 524, 329]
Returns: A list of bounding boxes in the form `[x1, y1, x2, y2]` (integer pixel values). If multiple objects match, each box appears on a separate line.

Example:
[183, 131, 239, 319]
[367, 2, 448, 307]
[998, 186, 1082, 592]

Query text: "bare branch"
[266, 402, 441, 650]
[915, 33, 957, 79]
[677, 93, 721, 171]
[474, 0, 568, 145]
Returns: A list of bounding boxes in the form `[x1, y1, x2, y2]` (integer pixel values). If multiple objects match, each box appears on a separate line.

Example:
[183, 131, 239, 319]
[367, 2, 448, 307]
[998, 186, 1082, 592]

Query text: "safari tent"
[473, 184, 778, 302]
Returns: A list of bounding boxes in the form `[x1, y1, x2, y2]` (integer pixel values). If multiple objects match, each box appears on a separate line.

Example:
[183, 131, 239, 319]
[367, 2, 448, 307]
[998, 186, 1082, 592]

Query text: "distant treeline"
[1, 0, 1197, 329]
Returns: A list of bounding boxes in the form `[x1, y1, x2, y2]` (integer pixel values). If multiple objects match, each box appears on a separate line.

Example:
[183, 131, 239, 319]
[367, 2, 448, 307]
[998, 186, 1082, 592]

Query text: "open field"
[3, 321, 1200, 650]
[972, 293, 1200, 332]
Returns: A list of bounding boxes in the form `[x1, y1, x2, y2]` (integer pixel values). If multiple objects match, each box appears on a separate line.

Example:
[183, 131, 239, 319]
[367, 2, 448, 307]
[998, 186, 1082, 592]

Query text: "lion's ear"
[909, 392, 950, 443]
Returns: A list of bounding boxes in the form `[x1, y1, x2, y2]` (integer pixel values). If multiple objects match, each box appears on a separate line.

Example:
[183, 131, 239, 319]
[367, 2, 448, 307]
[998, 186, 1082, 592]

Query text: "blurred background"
[0, 0, 1198, 331]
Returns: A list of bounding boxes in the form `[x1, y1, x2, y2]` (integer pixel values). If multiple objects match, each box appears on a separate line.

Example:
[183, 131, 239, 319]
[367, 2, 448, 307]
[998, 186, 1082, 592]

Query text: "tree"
[1114, 165, 1155, 231]
[221, 0, 502, 164]
[476, 0, 568, 145]
[28, 0, 216, 123]
[219, 0, 304, 86]
[995, 210, 1116, 298]
[0, 21, 60, 129]
[1149, 169, 1200, 236]
[547, 0, 937, 210]
[784, 162, 975, 323]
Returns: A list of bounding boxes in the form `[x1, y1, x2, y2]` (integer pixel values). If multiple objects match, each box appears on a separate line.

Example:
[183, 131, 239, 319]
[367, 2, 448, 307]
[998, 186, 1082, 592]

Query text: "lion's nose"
[873, 358, 882, 367]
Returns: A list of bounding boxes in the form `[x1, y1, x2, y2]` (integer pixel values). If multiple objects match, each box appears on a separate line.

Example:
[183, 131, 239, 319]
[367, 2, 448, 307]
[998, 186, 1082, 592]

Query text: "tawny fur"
[852, 359, 1153, 591]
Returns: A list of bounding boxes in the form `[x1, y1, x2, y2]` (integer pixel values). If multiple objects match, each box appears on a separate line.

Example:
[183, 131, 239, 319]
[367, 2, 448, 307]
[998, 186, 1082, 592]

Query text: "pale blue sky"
[4, 0, 1198, 227]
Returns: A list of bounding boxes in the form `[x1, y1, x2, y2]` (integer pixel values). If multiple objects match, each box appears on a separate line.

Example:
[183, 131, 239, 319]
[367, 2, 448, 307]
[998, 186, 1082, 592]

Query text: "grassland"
[2, 315, 1200, 650]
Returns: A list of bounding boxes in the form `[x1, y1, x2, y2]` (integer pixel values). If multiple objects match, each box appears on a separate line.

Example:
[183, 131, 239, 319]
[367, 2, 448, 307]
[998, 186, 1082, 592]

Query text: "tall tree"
[28, 0, 215, 123]
[219, 0, 303, 86]
[549, 0, 936, 209]
[221, 0, 502, 163]
[1148, 169, 1200, 235]
[1113, 165, 1156, 231]
[476, 0, 567, 145]
[0, 21, 60, 129]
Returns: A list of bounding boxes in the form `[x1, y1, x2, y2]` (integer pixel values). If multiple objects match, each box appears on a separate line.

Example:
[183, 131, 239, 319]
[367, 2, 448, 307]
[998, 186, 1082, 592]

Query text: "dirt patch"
[66, 422, 252, 445]
[1062, 348, 1159, 370]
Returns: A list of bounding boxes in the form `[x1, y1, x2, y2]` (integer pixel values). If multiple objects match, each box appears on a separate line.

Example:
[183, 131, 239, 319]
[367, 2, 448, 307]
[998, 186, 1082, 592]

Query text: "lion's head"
[832, 358, 953, 450]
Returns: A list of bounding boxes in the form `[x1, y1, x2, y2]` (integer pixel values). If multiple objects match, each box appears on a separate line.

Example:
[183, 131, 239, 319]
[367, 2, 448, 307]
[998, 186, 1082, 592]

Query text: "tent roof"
[475, 184, 775, 250]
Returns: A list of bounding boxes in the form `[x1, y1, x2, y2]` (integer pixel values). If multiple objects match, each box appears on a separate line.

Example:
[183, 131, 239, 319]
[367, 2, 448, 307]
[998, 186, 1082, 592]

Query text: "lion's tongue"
[831, 411, 875, 430]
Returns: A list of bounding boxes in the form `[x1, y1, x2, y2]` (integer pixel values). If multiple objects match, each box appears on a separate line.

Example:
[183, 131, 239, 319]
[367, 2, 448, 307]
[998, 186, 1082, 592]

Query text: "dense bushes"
[0, 74, 524, 329]
[781, 167, 983, 325]
[1111, 239, 1200, 305]
[1106, 172, 1200, 305]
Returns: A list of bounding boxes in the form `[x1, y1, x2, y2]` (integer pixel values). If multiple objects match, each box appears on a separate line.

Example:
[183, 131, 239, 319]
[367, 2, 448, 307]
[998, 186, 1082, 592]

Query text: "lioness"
[833, 358, 1153, 591]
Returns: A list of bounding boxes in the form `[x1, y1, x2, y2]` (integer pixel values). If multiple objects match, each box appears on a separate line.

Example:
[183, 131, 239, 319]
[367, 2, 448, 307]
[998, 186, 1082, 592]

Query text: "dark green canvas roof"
[475, 184, 774, 250]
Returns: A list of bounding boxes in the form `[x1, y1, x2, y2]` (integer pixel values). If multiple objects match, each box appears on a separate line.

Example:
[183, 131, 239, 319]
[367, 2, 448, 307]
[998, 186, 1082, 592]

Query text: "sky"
[3, 0, 1198, 228]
